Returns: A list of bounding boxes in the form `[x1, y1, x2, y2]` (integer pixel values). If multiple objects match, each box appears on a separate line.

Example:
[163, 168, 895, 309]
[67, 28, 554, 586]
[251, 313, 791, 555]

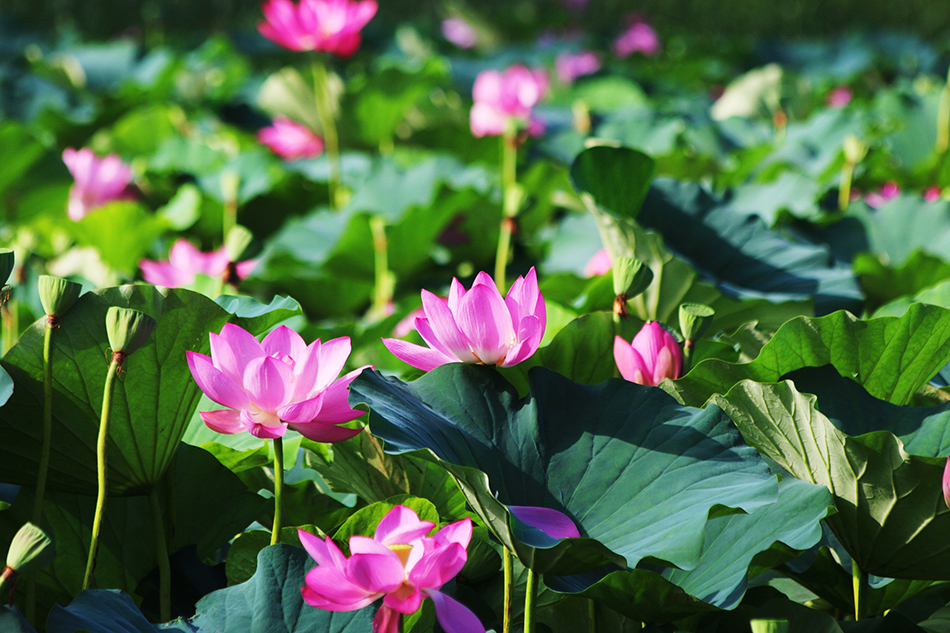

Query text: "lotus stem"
[149, 487, 171, 622]
[370, 215, 393, 320]
[82, 356, 120, 590]
[852, 559, 868, 621]
[494, 132, 519, 292]
[502, 546, 513, 633]
[588, 599, 597, 633]
[524, 567, 538, 633]
[938, 68, 950, 155]
[312, 57, 343, 210]
[221, 172, 240, 246]
[271, 436, 284, 545]
[0, 566, 15, 602]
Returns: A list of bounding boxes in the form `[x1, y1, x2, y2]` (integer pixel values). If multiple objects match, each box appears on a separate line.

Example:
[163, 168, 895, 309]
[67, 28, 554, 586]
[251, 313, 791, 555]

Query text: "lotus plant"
[614, 321, 683, 386]
[258, 117, 325, 160]
[944, 457, 950, 508]
[613, 18, 661, 58]
[555, 50, 601, 85]
[62, 148, 134, 221]
[299, 505, 484, 633]
[140, 239, 257, 290]
[382, 268, 545, 371]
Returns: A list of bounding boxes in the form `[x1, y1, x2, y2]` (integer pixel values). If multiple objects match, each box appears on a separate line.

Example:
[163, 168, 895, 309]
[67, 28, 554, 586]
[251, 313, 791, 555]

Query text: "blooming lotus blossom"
[943, 457, 950, 508]
[187, 324, 368, 441]
[62, 148, 134, 221]
[509, 506, 580, 539]
[555, 50, 601, 85]
[827, 86, 853, 108]
[613, 19, 660, 58]
[614, 321, 682, 386]
[300, 505, 484, 633]
[470, 66, 549, 138]
[865, 182, 900, 208]
[382, 268, 545, 371]
[584, 248, 613, 278]
[925, 186, 943, 203]
[441, 17, 478, 49]
[258, 0, 378, 57]
[140, 240, 257, 288]
[258, 117, 325, 160]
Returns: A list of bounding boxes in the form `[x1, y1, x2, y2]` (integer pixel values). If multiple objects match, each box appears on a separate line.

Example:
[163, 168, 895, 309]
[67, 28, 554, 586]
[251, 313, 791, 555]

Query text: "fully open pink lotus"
[382, 268, 546, 371]
[258, 0, 377, 56]
[258, 117, 325, 160]
[187, 324, 368, 441]
[299, 505, 484, 633]
[62, 148, 134, 221]
[140, 240, 257, 288]
[470, 66, 549, 137]
[614, 321, 682, 386]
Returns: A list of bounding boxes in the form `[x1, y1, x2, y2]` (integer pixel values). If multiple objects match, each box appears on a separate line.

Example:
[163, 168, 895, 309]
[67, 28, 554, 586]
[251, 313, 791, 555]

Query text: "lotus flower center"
[387, 543, 413, 567]
[270, 351, 296, 372]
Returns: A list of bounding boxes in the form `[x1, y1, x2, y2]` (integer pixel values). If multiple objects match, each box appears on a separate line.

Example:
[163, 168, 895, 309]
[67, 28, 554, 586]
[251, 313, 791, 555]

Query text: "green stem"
[221, 172, 240, 245]
[312, 57, 342, 210]
[149, 488, 171, 622]
[938, 69, 950, 155]
[588, 598, 597, 633]
[502, 547, 512, 633]
[82, 357, 120, 590]
[524, 567, 538, 633]
[271, 436, 284, 545]
[370, 215, 393, 320]
[852, 558, 868, 621]
[494, 132, 519, 292]
[839, 161, 855, 211]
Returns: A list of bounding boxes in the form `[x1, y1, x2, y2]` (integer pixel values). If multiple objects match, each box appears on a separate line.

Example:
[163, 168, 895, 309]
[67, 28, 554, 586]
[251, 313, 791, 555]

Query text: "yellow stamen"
[388, 543, 413, 567]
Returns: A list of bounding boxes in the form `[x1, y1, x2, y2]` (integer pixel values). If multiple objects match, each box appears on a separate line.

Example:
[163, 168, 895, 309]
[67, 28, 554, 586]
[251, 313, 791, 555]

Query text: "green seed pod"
[612, 257, 654, 299]
[843, 134, 868, 165]
[6, 522, 55, 575]
[224, 225, 254, 263]
[0, 249, 13, 287]
[39, 275, 82, 320]
[105, 307, 157, 357]
[750, 620, 790, 633]
[679, 303, 715, 342]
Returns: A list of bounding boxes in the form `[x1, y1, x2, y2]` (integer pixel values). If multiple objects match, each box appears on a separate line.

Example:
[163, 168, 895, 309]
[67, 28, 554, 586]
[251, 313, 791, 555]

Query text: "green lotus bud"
[224, 225, 254, 262]
[843, 134, 868, 165]
[612, 257, 653, 298]
[105, 307, 156, 358]
[679, 303, 715, 344]
[750, 620, 790, 633]
[0, 249, 13, 287]
[39, 275, 82, 322]
[6, 522, 55, 575]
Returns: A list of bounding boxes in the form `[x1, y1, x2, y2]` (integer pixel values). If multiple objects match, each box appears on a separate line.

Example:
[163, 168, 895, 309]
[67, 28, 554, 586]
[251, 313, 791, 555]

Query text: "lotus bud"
[943, 457, 950, 509]
[6, 522, 55, 575]
[0, 249, 14, 287]
[224, 225, 254, 263]
[39, 275, 82, 325]
[843, 134, 868, 165]
[612, 257, 653, 318]
[679, 303, 715, 349]
[106, 307, 156, 363]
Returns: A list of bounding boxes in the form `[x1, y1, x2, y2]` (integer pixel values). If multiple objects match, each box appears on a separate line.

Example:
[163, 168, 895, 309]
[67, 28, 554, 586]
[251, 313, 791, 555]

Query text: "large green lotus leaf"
[728, 171, 822, 225]
[636, 179, 862, 315]
[0, 606, 35, 633]
[68, 202, 170, 275]
[758, 108, 868, 179]
[667, 303, 950, 407]
[349, 364, 777, 576]
[715, 380, 950, 579]
[874, 278, 950, 319]
[0, 122, 45, 199]
[0, 285, 283, 495]
[854, 250, 950, 313]
[189, 544, 374, 632]
[46, 590, 187, 632]
[570, 146, 656, 222]
[214, 294, 301, 333]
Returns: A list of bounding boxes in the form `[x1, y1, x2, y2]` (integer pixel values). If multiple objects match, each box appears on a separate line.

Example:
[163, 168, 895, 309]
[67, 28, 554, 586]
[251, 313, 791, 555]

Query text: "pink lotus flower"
[299, 505, 484, 633]
[614, 321, 682, 386]
[943, 457, 950, 508]
[509, 506, 580, 539]
[613, 19, 660, 58]
[470, 66, 549, 138]
[827, 86, 853, 108]
[555, 50, 601, 85]
[62, 148, 134, 221]
[441, 17, 478, 49]
[382, 268, 546, 371]
[925, 186, 942, 203]
[583, 248, 612, 278]
[258, 117, 325, 160]
[258, 0, 377, 57]
[187, 324, 368, 441]
[865, 182, 900, 208]
[140, 240, 257, 289]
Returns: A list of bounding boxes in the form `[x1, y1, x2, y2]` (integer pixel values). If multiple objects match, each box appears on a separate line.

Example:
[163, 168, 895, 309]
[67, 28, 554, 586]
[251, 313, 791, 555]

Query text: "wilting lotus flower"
[943, 457, 950, 508]
[555, 50, 601, 85]
[613, 19, 660, 58]
[583, 248, 613, 278]
[258, 0, 378, 57]
[258, 117, 325, 160]
[865, 182, 900, 208]
[441, 17, 478, 49]
[470, 66, 549, 138]
[187, 324, 368, 441]
[62, 148, 134, 221]
[382, 268, 545, 371]
[614, 321, 682, 386]
[140, 240, 257, 288]
[925, 186, 943, 203]
[827, 86, 853, 108]
[300, 505, 484, 633]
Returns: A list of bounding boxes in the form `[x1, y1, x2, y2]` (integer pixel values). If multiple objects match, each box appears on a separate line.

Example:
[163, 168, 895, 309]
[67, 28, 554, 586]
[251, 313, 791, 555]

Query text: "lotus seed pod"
[105, 307, 156, 357]
[39, 275, 82, 320]
[224, 225, 254, 262]
[0, 249, 13, 287]
[843, 134, 868, 165]
[679, 303, 715, 342]
[612, 256, 653, 299]
[6, 522, 55, 575]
